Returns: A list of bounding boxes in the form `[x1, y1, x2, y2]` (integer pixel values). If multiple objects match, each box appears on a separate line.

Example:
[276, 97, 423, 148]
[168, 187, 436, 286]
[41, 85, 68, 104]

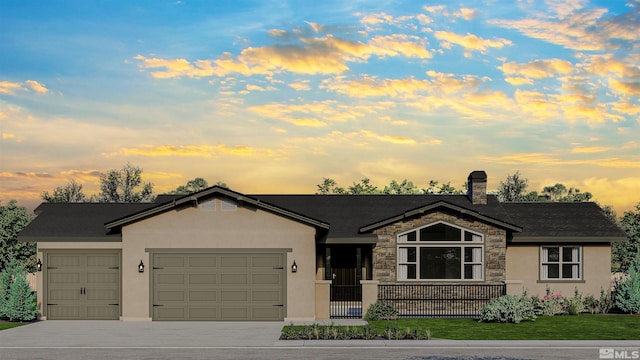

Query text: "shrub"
[0, 258, 37, 322]
[536, 289, 566, 316]
[565, 289, 586, 315]
[478, 294, 537, 323]
[615, 253, 640, 314]
[364, 300, 399, 321]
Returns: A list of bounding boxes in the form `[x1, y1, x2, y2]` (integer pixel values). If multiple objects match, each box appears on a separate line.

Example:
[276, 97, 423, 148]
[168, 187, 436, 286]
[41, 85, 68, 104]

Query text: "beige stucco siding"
[121, 199, 317, 321]
[505, 244, 611, 297]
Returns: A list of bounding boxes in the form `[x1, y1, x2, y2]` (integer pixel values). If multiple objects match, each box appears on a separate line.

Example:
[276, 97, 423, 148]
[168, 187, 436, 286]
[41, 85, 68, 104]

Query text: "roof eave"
[510, 236, 627, 243]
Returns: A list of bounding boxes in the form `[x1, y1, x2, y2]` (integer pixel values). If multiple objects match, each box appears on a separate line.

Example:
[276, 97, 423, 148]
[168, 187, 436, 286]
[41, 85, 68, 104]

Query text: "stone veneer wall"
[373, 211, 506, 284]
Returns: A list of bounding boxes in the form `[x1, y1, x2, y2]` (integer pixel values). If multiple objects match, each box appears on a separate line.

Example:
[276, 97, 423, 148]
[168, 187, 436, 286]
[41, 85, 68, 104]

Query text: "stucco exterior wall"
[505, 244, 612, 297]
[120, 199, 317, 321]
[372, 211, 507, 284]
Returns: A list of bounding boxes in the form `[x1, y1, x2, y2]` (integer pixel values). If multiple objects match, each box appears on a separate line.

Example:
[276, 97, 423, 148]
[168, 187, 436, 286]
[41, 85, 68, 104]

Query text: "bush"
[0, 258, 38, 322]
[565, 289, 586, 315]
[478, 294, 537, 323]
[615, 253, 640, 314]
[536, 290, 566, 316]
[364, 300, 399, 321]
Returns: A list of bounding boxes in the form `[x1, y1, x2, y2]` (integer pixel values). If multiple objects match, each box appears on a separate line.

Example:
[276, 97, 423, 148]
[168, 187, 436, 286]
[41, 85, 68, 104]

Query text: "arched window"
[397, 222, 484, 281]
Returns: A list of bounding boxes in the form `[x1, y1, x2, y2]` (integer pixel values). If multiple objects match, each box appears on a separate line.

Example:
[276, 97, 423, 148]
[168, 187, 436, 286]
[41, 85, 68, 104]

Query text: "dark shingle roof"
[502, 202, 627, 242]
[19, 203, 157, 241]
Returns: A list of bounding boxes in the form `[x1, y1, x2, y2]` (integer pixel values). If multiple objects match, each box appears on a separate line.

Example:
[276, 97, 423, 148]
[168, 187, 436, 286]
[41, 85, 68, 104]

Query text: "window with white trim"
[397, 222, 484, 281]
[540, 246, 581, 280]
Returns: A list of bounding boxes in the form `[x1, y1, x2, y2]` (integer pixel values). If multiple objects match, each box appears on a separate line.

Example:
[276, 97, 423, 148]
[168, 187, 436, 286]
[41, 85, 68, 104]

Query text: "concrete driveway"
[0, 320, 285, 347]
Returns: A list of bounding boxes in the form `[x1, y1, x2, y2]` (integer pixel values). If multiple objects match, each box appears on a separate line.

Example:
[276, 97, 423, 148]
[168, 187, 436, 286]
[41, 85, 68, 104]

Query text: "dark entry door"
[327, 246, 362, 301]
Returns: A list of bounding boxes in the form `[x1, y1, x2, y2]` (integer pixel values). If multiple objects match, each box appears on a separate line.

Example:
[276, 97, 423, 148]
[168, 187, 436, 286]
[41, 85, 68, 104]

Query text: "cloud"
[136, 33, 432, 79]
[500, 59, 574, 79]
[609, 79, 640, 96]
[322, 75, 430, 98]
[0, 80, 48, 95]
[360, 130, 417, 145]
[1, 133, 22, 142]
[454, 8, 477, 20]
[434, 31, 512, 56]
[480, 152, 640, 168]
[288, 80, 311, 91]
[106, 144, 280, 158]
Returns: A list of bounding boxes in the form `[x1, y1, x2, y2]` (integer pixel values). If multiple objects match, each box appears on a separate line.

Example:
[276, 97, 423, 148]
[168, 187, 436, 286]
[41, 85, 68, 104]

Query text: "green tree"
[424, 180, 464, 195]
[316, 178, 345, 194]
[41, 179, 87, 203]
[348, 178, 379, 194]
[615, 253, 640, 314]
[613, 203, 640, 273]
[382, 179, 421, 194]
[0, 259, 37, 321]
[169, 178, 211, 194]
[97, 163, 154, 203]
[0, 201, 36, 272]
[496, 171, 529, 202]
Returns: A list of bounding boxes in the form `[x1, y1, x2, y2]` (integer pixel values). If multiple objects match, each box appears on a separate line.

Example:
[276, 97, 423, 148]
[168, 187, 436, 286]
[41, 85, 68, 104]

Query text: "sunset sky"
[1, 0, 639, 215]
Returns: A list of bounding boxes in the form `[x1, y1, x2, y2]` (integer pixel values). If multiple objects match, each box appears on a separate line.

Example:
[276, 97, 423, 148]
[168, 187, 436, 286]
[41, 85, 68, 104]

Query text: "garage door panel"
[153, 253, 284, 321]
[189, 290, 216, 301]
[220, 256, 248, 267]
[48, 305, 82, 319]
[189, 273, 216, 285]
[252, 290, 281, 302]
[189, 256, 217, 267]
[252, 273, 281, 285]
[86, 272, 118, 284]
[48, 255, 81, 267]
[157, 274, 185, 285]
[86, 254, 119, 268]
[49, 272, 81, 285]
[87, 305, 119, 319]
[220, 273, 248, 284]
[48, 289, 81, 301]
[251, 255, 282, 268]
[156, 255, 185, 268]
[86, 289, 118, 301]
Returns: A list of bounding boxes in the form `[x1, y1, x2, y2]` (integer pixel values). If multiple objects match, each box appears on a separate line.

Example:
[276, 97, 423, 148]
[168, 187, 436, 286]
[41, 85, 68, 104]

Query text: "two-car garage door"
[152, 253, 285, 321]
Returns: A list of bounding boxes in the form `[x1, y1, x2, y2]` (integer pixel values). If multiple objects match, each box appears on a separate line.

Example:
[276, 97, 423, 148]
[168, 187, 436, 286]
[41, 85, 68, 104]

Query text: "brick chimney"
[467, 171, 487, 205]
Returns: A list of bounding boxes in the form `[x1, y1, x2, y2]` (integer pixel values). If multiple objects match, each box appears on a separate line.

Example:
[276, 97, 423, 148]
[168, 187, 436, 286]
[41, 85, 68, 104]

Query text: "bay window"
[397, 222, 484, 281]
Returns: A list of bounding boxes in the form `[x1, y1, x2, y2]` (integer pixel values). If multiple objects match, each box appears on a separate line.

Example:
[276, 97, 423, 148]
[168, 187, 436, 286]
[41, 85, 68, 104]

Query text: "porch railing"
[378, 284, 506, 318]
[330, 284, 362, 319]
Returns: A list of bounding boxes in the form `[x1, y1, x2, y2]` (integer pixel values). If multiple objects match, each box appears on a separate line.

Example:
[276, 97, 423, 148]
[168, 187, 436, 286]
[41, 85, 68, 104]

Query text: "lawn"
[0, 322, 24, 331]
[283, 315, 640, 340]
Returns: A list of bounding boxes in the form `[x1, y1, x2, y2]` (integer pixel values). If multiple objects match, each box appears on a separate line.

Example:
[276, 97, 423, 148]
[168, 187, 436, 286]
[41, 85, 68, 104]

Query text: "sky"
[1, 0, 639, 215]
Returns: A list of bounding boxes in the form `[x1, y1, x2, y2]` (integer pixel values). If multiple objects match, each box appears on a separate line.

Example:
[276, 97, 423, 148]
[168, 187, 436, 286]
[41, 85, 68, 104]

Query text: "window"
[541, 246, 581, 280]
[397, 222, 483, 281]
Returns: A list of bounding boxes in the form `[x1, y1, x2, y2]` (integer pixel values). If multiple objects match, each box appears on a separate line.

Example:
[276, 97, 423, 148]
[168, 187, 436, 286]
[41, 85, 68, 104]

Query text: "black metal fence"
[330, 284, 362, 319]
[378, 284, 506, 318]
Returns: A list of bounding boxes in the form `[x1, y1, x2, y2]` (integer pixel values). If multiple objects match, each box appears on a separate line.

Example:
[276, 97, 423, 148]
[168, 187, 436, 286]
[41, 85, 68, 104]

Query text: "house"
[18, 171, 626, 321]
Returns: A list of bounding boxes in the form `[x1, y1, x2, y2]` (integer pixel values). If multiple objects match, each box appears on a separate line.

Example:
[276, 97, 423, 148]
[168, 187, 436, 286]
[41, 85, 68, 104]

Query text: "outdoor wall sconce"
[291, 260, 298, 273]
[138, 260, 145, 273]
[36, 259, 42, 272]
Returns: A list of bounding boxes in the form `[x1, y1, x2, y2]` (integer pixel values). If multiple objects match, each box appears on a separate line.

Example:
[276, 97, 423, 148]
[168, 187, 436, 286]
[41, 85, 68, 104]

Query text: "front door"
[326, 246, 362, 301]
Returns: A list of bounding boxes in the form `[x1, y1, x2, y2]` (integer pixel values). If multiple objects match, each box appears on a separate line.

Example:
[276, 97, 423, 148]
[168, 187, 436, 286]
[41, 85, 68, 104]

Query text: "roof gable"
[104, 186, 330, 230]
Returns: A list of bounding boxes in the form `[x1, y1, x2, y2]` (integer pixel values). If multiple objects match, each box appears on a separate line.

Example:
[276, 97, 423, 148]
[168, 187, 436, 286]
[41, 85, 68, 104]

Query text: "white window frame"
[396, 221, 484, 282]
[540, 246, 582, 280]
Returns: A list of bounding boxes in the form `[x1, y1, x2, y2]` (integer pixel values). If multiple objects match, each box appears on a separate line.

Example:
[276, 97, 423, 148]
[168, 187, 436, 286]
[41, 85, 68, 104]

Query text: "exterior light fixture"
[138, 260, 144, 273]
[37, 259, 42, 272]
[291, 260, 298, 273]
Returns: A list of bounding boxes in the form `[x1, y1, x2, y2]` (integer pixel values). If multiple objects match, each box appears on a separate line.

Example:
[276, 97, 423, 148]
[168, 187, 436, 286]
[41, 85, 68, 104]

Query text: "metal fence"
[378, 284, 506, 318]
[330, 284, 362, 319]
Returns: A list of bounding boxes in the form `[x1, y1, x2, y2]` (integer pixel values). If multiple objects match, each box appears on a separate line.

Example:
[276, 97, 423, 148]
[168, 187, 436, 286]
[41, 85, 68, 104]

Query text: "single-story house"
[19, 171, 626, 321]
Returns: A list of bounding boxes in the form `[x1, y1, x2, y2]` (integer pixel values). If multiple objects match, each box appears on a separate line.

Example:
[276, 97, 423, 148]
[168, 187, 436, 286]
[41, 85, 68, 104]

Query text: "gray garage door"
[152, 253, 285, 321]
[46, 252, 120, 320]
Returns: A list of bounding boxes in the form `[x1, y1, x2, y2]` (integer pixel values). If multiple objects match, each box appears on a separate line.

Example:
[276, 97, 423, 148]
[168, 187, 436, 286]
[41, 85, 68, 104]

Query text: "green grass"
[0, 322, 24, 331]
[370, 315, 640, 340]
[283, 315, 640, 340]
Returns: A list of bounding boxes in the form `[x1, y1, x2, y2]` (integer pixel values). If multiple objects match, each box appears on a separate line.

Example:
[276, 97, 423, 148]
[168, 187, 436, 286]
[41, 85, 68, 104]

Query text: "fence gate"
[330, 284, 362, 319]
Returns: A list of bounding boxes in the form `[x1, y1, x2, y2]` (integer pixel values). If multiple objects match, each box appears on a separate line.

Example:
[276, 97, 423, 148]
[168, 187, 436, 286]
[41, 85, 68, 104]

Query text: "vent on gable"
[221, 199, 237, 211]
[200, 199, 216, 212]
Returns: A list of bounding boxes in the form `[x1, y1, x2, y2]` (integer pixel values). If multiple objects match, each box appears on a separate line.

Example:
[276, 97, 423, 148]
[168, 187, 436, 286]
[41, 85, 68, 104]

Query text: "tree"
[424, 180, 464, 195]
[347, 178, 379, 194]
[97, 163, 154, 203]
[0, 201, 36, 272]
[497, 171, 529, 202]
[41, 179, 86, 203]
[613, 203, 640, 273]
[382, 179, 421, 194]
[316, 178, 345, 194]
[0, 258, 37, 321]
[615, 252, 640, 314]
[169, 178, 211, 194]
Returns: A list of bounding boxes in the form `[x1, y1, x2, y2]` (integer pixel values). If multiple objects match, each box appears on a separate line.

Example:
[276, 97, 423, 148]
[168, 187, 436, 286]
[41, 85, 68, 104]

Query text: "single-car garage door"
[152, 252, 285, 321]
[46, 251, 120, 320]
